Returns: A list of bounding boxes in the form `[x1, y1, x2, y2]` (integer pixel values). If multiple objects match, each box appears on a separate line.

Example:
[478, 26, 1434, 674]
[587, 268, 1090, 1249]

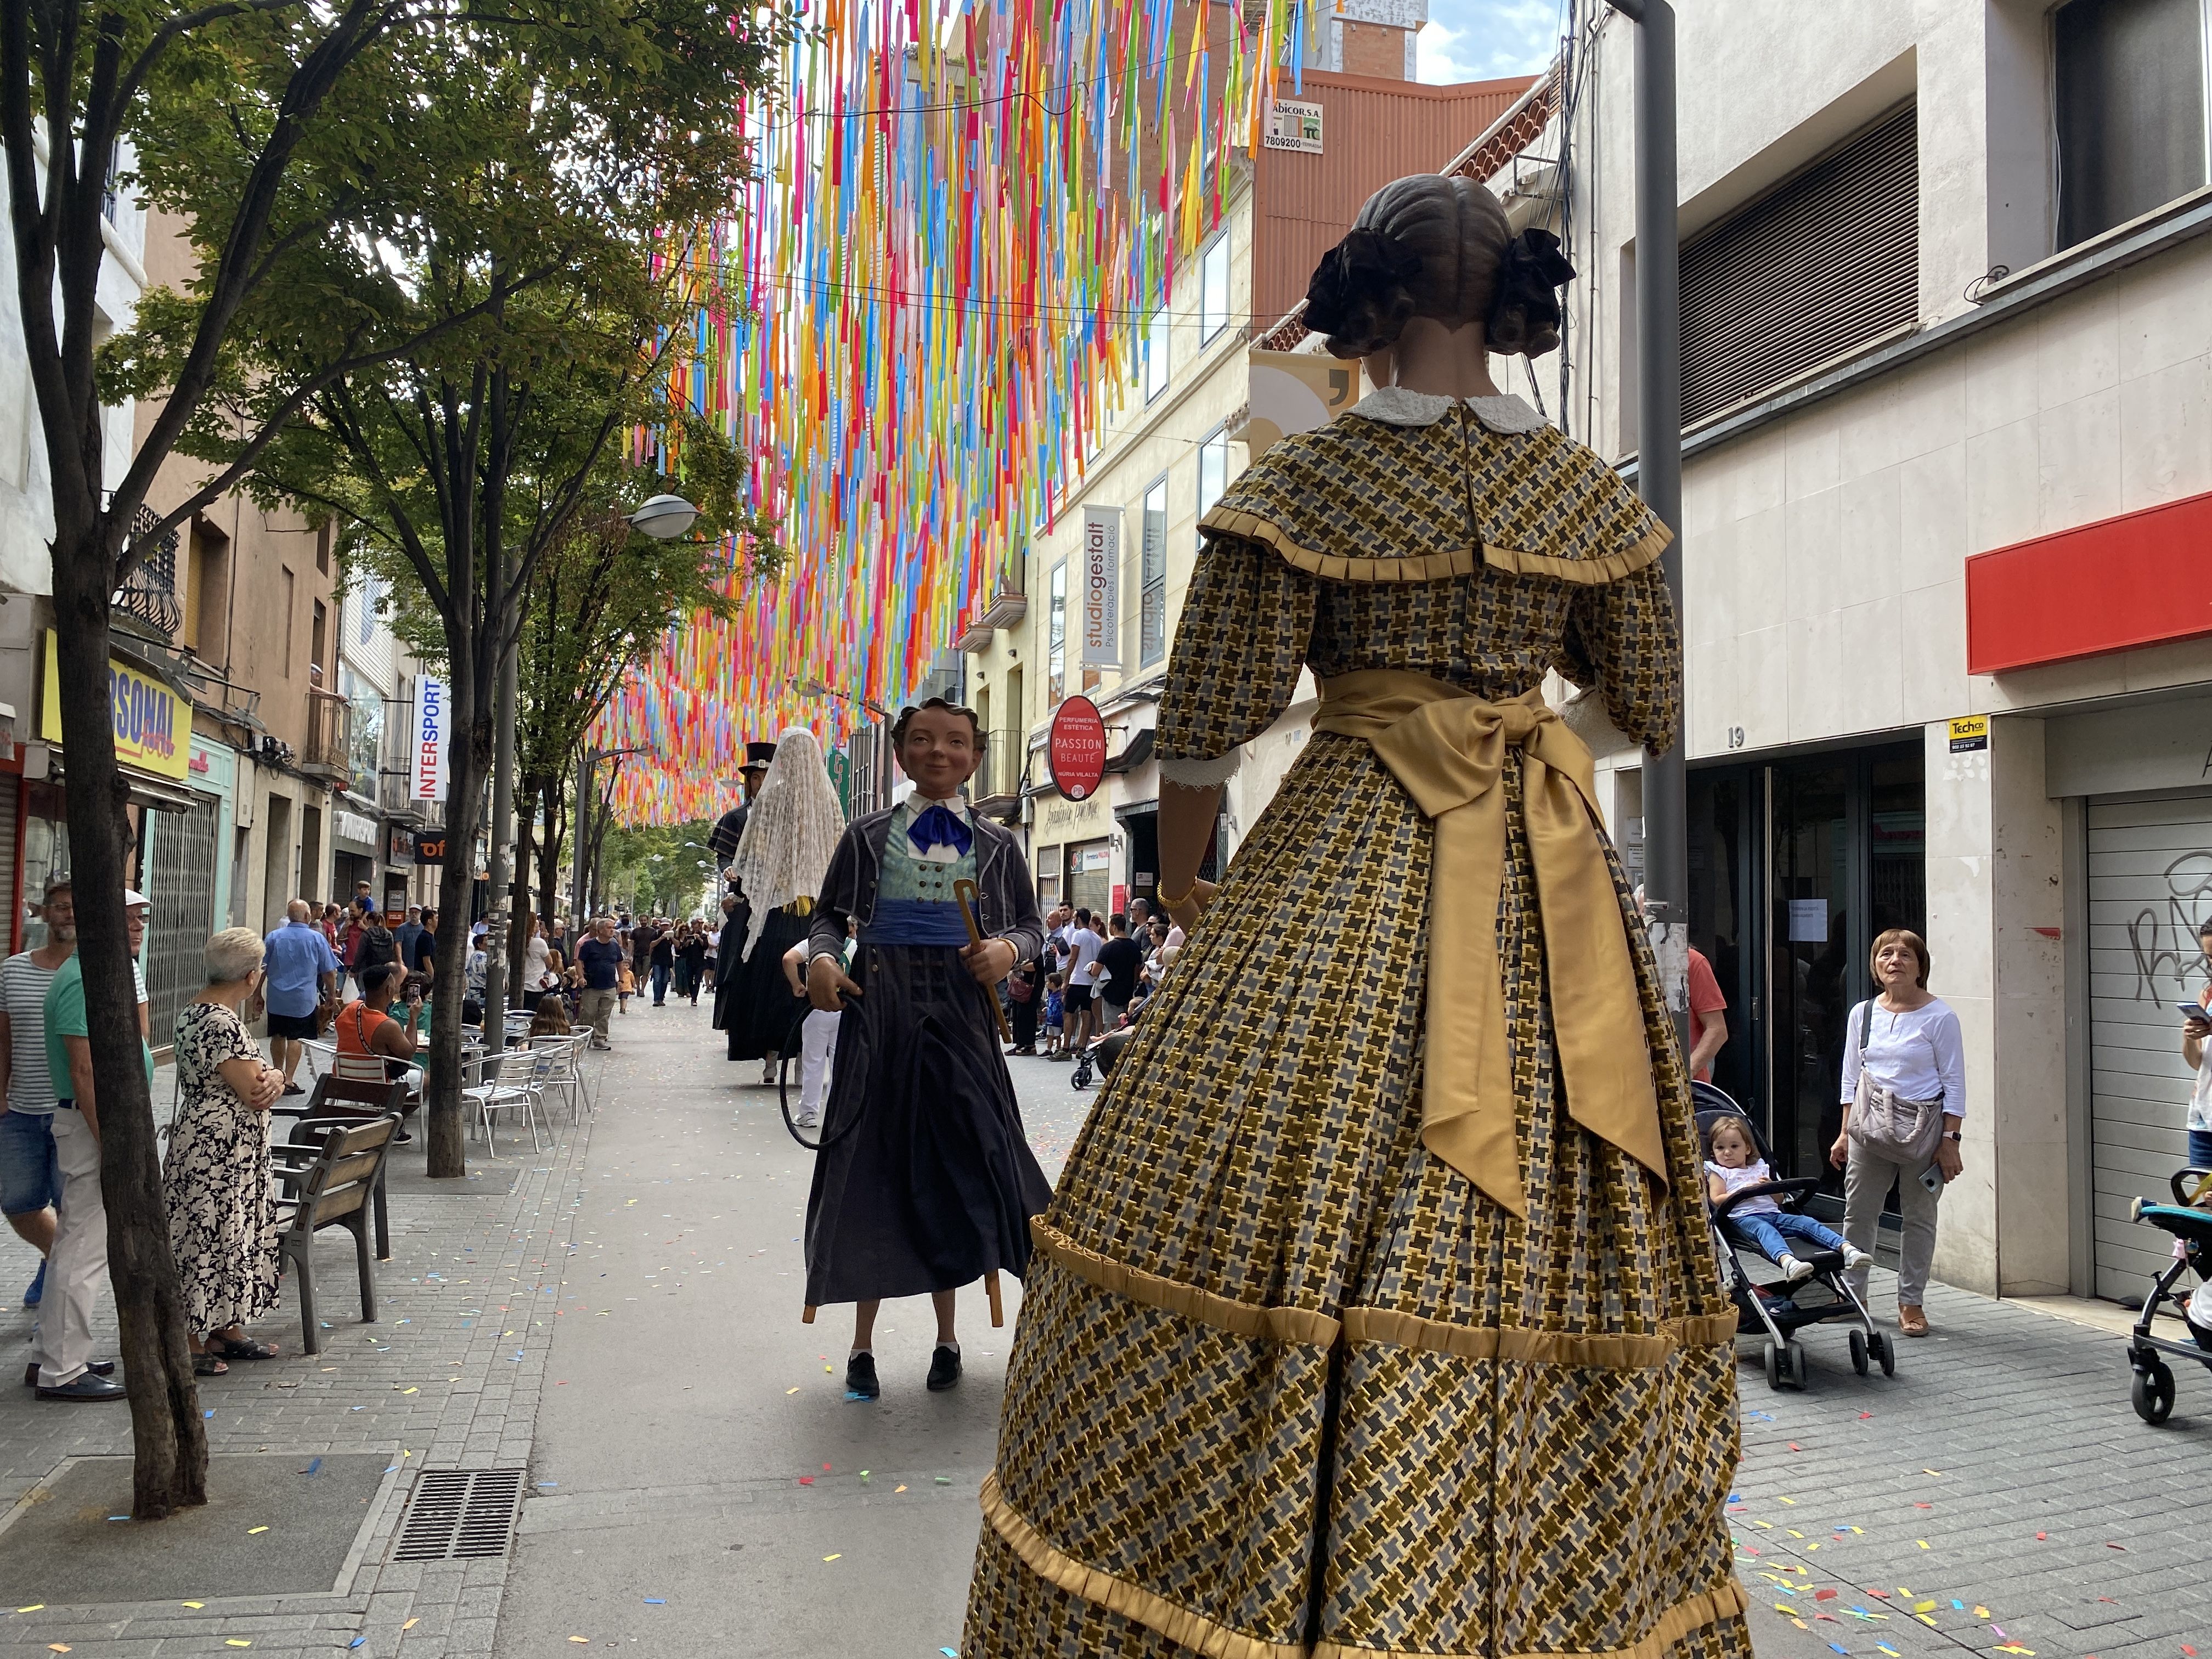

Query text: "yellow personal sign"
[1946, 715, 1988, 754]
[40, 631, 190, 780]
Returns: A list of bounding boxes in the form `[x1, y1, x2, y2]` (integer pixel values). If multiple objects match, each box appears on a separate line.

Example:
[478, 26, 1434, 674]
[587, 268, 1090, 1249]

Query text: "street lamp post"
[1605, 0, 1690, 1049]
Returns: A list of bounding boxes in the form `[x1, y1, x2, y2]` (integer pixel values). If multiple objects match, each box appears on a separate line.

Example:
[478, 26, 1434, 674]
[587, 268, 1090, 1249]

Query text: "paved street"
[0, 1002, 2206, 1658]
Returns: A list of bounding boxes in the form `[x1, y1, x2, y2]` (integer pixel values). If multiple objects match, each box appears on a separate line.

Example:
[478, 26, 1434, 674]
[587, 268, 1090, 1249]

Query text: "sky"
[1414, 0, 1568, 84]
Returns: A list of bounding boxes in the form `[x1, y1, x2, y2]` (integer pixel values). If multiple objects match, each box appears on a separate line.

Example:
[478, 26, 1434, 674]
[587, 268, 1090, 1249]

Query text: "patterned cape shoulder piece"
[1199, 412, 1672, 585]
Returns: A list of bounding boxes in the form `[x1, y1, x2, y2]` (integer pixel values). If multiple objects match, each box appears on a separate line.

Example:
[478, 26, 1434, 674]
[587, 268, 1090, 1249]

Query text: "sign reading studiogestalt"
[1080, 505, 1120, 669]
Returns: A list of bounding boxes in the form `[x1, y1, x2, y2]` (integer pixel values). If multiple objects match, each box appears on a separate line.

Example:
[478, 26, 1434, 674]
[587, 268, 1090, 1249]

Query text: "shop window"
[2055, 0, 2209, 249]
[1139, 477, 1169, 667]
[1199, 234, 1231, 345]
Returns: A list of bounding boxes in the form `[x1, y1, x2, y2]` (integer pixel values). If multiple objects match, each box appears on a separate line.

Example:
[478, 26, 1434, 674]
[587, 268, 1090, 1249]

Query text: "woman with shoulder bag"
[1830, 928, 1966, 1337]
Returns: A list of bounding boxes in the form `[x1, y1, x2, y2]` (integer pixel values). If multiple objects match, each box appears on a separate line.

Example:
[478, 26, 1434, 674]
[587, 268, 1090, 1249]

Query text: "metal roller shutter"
[1680, 103, 1919, 428]
[144, 792, 222, 1049]
[2086, 791, 2212, 1300]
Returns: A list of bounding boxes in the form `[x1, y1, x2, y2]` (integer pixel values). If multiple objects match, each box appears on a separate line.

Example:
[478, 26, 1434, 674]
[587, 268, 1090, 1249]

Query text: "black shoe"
[24, 1359, 113, 1387]
[844, 1352, 879, 1400]
[392, 1129, 414, 1145]
[926, 1345, 961, 1391]
[281, 1082, 305, 1097]
[37, 1372, 125, 1401]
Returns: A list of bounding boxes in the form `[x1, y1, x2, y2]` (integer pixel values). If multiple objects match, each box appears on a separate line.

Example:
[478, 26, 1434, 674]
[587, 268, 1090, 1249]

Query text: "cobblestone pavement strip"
[0, 1052, 607, 1658]
[3, 1010, 2208, 1659]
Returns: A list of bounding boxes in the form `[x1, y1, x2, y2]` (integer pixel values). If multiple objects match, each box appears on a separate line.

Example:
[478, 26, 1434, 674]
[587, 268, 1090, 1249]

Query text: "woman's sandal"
[210, 1336, 280, 1361]
[193, 1352, 230, 1376]
[1897, 1305, 1929, 1337]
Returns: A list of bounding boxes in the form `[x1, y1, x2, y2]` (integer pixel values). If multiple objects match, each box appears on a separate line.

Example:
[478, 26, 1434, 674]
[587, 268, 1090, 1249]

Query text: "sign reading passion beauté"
[1048, 695, 1107, 803]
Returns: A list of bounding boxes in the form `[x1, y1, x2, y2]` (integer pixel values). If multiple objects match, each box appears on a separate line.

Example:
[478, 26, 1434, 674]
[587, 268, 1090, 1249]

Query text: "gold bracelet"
[1156, 880, 1197, 907]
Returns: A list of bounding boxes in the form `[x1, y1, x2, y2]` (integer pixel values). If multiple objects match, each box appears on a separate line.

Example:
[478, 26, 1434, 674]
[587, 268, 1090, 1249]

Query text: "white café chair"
[462, 1050, 545, 1155]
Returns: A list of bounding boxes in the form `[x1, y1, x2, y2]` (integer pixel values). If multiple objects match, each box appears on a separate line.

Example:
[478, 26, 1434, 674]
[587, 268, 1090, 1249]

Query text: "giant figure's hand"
[961, 938, 1016, 988]
[806, 953, 862, 1012]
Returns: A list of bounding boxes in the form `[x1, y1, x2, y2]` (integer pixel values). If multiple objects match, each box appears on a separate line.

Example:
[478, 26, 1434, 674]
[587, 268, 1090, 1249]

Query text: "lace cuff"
[1158, 751, 1242, 789]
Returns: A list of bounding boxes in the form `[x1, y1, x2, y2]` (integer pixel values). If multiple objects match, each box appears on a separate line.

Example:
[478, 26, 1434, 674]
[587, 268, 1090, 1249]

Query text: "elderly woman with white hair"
[164, 926, 288, 1374]
[716, 727, 847, 1082]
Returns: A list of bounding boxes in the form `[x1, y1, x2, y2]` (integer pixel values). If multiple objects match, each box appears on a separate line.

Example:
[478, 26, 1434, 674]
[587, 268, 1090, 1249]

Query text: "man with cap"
[31, 889, 150, 1401]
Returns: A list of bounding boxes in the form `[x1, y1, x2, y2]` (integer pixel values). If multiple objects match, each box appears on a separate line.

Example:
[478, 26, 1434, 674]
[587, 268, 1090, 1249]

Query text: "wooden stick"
[985, 1270, 1004, 1328]
[953, 877, 1014, 1043]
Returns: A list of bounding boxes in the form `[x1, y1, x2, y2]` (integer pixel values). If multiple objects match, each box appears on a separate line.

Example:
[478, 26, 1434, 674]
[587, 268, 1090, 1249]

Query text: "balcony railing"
[302, 688, 351, 779]
[112, 505, 180, 639]
[973, 730, 1028, 809]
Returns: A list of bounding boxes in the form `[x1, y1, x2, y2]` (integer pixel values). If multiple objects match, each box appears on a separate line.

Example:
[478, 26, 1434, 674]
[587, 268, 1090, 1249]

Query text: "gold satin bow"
[1314, 670, 1668, 1217]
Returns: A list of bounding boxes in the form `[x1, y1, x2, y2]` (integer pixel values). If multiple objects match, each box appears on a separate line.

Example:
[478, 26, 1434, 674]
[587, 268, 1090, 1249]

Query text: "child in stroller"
[1705, 1113, 1872, 1284]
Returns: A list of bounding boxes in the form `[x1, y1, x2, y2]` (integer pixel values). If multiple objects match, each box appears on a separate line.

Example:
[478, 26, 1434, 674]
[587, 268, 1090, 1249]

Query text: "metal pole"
[1609, 0, 1690, 1047]
[481, 552, 521, 1052]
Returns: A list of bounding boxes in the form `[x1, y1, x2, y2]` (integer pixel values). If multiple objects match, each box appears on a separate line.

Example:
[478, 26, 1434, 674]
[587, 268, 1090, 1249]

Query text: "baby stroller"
[1694, 1081, 1892, 1390]
[2123, 1166, 2212, 1425]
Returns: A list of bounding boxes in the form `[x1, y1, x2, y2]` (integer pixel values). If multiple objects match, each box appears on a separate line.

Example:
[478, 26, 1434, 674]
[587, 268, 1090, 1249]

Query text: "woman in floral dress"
[166, 927, 288, 1374]
[963, 176, 1750, 1659]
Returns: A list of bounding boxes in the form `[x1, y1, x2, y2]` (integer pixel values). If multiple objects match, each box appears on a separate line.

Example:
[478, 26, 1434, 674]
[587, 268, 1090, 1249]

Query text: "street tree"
[360, 425, 777, 984]
[121, 10, 786, 1192]
[1, 0, 775, 1516]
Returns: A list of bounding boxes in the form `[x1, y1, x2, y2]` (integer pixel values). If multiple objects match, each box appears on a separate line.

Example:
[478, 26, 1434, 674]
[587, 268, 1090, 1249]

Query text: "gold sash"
[1314, 670, 1668, 1216]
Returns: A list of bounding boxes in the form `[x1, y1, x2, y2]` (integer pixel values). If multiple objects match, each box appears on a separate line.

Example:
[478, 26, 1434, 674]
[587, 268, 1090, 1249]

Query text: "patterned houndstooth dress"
[961, 390, 1751, 1659]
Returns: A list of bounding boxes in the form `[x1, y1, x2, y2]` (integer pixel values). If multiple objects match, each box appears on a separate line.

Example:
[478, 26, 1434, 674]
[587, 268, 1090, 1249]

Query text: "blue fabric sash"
[861, 898, 974, 947]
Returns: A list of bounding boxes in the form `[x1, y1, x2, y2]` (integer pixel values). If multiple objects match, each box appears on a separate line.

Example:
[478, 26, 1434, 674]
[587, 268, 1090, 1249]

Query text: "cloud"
[1416, 0, 1564, 84]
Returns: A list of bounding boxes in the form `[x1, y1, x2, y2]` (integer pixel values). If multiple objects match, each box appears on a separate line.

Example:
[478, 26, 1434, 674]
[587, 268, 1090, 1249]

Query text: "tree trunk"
[505, 806, 533, 992]
[422, 694, 490, 1180]
[50, 518, 207, 1518]
[532, 772, 565, 934]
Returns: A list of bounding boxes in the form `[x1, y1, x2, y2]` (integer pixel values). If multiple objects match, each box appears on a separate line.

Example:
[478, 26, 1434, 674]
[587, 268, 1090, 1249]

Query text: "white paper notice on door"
[1787, 899, 1829, 943]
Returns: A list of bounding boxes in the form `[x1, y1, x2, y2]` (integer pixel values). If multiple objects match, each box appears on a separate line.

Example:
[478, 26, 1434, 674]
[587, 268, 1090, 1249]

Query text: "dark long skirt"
[804, 943, 1053, 1307]
[716, 907, 809, 1060]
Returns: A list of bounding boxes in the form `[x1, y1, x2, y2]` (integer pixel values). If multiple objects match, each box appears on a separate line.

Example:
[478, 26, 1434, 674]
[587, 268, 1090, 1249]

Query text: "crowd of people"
[1007, 899, 1181, 1060]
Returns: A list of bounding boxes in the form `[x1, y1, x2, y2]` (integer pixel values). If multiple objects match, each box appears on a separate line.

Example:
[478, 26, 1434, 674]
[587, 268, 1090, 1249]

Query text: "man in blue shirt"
[263, 899, 338, 1094]
[575, 916, 625, 1051]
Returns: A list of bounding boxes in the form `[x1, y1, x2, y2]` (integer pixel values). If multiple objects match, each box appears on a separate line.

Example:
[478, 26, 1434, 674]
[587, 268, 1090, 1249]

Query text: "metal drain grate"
[390, 1468, 528, 1561]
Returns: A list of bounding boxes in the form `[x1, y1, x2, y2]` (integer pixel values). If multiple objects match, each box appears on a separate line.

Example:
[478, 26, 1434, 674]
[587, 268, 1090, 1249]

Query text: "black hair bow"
[1499, 227, 1576, 292]
[1302, 227, 1423, 337]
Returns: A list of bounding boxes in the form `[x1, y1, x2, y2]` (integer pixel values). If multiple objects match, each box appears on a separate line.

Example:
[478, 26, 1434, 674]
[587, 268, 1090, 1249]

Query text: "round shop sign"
[1048, 695, 1107, 802]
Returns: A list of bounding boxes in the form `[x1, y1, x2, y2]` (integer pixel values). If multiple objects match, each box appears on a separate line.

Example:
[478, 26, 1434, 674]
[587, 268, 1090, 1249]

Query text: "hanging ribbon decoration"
[596, 0, 1313, 825]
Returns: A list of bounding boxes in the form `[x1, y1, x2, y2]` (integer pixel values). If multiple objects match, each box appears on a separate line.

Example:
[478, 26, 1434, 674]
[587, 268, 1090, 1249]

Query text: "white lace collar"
[1348, 387, 1549, 433]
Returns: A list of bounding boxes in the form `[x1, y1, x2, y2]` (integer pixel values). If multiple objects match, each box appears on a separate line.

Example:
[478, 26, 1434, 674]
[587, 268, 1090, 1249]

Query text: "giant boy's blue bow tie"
[907, 803, 973, 857]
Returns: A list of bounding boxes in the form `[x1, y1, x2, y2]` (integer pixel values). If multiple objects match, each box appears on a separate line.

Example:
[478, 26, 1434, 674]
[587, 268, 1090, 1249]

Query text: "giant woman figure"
[962, 174, 1750, 1659]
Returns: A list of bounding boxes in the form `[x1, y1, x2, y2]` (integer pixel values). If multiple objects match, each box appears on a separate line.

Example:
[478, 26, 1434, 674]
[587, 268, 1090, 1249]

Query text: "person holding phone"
[1831, 929, 1965, 1338]
[2177, 919, 2212, 1169]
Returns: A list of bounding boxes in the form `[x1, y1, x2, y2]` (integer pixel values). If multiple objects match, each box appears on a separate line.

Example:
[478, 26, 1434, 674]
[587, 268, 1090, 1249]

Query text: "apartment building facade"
[1517, 0, 2212, 1302]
